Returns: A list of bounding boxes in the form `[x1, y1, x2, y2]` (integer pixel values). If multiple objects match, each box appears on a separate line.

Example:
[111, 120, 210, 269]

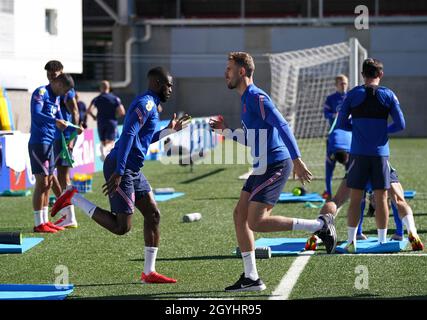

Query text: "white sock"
[43, 206, 49, 224]
[34, 210, 43, 227]
[71, 193, 97, 218]
[241, 251, 259, 281]
[378, 229, 387, 243]
[402, 214, 418, 236]
[347, 226, 357, 244]
[292, 218, 324, 232]
[144, 247, 158, 275]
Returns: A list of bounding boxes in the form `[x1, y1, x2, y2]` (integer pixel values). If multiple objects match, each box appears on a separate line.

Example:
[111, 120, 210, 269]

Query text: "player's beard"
[159, 92, 170, 103]
[227, 77, 239, 89]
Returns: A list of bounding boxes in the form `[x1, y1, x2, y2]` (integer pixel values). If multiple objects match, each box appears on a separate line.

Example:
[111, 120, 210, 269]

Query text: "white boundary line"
[330, 253, 427, 257]
[269, 251, 315, 300]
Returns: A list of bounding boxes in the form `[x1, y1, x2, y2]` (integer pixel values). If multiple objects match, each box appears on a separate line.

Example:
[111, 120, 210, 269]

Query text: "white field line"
[269, 251, 315, 300]
[329, 253, 427, 257]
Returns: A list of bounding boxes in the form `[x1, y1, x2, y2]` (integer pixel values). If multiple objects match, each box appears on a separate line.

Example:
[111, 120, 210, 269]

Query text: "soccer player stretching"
[29, 74, 76, 233]
[323, 75, 349, 200]
[210, 52, 337, 292]
[52, 67, 191, 283]
[335, 58, 406, 252]
[86, 80, 126, 160]
[44, 60, 80, 228]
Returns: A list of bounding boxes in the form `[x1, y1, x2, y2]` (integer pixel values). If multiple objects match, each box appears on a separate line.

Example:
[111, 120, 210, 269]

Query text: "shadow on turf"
[362, 228, 427, 235]
[129, 255, 237, 262]
[193, 197, 240, 201]
[72, 289, 272, 300]
[180, 168, 226, 184]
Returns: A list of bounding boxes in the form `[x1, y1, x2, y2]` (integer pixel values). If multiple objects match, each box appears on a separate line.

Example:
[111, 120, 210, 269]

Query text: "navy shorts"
[389, 165, 399, 184]
[103, 153, 151, 214]
[346, 155, 391, 190]
[28, 143, 55, 176]
[53, 139, 73, 167]
[242, 159, 292, 205]
[98, 121, 118, 142]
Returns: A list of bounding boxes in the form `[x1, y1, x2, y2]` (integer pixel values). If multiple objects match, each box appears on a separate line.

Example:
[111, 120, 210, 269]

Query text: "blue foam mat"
[278, 192, 324, 203]
[336, 237, 408, 254]
[154, 192, 185, 202]
[0, 238, 44, 254]
[0, 284, 74, 300]
[254, 237, 308, 255]
[404, 190, 416, 199]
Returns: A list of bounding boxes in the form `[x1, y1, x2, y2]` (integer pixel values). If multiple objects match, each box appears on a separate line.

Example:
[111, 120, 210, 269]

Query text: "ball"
[292, 186, 307, 196]
[292, 187, 302, 196]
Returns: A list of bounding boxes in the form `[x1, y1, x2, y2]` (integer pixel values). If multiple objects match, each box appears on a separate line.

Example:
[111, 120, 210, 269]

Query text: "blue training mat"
[336, 237, 408, 254]
[154, 192, 185, 202]
[278, 192, 325, 203]
[0, 238, 44, 254]
[0, 284, 74, 300]
[404, 190, 416, 199]
[254, 238, 308, 255]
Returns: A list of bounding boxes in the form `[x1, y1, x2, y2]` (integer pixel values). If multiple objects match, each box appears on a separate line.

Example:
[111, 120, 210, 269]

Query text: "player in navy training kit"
[87, 80, 126, 160]
[44, 60, 81, 229]
[52, 67, 191, 283]
[335, 58, 414, 252]
[209, 52, 337, 292]
[323, 74, 349, 200]
[29, 74, 76, 233]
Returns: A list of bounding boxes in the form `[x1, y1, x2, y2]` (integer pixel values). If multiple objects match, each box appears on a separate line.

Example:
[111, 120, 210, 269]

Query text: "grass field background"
[0, 138, 426, 299]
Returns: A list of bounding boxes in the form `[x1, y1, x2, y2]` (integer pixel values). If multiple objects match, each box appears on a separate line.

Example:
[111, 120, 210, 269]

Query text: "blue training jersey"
[327, 128, 351, 154]
[239, 84, 301, 168]
[91, 92, 122, 125]
[336, 85, 405, 157]
[55, 88, 76, 140]
[324, 91, 346, 127]
[29, 85, 63, 145]
[111, 90, 160, 175]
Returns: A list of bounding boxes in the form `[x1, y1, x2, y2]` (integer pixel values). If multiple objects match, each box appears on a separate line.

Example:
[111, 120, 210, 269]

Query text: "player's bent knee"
[321, 201, 337, 215]
[115, 225, 131, 235]
[149, 209, 161, 225]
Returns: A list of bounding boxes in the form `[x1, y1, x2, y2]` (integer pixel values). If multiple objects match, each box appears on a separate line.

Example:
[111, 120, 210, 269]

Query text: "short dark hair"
[362, 58, 383, 78]
[147, 66, 170, 83]
[44, 60, 64, 72]
[54, 73, 74, 89]
[228, 52, 255, 78]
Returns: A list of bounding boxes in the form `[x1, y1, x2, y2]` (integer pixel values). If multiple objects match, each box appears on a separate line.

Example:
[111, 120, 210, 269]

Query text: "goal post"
[268, 38, 368, 178]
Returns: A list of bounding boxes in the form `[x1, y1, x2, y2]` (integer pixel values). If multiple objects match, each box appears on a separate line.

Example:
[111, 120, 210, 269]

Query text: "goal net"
[269, 38, 367, 178]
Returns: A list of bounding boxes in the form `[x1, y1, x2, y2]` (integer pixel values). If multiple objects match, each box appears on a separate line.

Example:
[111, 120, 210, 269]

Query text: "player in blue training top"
[209, 52, 337, 293]
[335, 58, 410, 252]
[44, 60, 81, 229]
[86, 80, 126, 160]
[322, 74, 349, 200]
[52, 67, 191, 283]
[28, 73, 77, 233]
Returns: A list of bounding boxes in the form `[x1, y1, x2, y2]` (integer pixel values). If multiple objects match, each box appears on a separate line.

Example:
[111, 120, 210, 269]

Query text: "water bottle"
[183, 213, 202, 223]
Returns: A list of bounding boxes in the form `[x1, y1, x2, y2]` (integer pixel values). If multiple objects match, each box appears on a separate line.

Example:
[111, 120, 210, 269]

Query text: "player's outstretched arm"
[292, 158, 313, 185]
[387, 92, 405, 133]
[85, 100, 97, 120]
[151, 113, 192, 143]
[115, 106, 144, 176]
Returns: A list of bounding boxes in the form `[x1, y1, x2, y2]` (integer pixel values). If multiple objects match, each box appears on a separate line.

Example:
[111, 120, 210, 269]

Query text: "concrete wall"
[7, 23, 427, 137]
[0, 0, 83, 90]
[117, 23, 427, 137]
